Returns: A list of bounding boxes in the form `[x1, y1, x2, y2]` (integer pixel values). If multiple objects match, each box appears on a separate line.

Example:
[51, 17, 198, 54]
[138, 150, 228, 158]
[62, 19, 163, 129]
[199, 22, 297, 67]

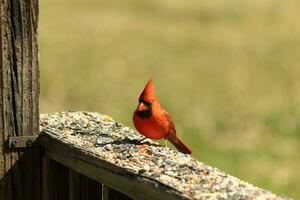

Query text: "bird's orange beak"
[137, 102, 147, 111]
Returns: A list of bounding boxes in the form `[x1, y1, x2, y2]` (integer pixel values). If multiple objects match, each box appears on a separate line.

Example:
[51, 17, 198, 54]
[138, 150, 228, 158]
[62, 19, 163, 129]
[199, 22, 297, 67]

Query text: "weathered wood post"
[0, 0, 40, 199]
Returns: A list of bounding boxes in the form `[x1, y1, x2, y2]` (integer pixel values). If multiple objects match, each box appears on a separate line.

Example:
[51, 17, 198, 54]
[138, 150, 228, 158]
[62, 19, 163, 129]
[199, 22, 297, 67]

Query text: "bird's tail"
[166, 131, 192, 154]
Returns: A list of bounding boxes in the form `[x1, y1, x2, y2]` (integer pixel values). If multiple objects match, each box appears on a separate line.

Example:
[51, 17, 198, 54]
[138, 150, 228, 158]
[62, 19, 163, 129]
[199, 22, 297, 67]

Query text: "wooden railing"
[38, 111, 289, 200]
[40, 112, 189, 200]
[0, 0, 291, 199]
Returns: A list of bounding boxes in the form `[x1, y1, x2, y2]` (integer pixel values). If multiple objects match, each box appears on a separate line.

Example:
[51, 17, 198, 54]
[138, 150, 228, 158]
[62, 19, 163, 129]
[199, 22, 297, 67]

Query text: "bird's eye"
[139, 99, 152, 106]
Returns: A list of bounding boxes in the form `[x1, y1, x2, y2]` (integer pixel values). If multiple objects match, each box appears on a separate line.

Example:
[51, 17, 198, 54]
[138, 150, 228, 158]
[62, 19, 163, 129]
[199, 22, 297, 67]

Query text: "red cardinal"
[133, 79, 192, 154]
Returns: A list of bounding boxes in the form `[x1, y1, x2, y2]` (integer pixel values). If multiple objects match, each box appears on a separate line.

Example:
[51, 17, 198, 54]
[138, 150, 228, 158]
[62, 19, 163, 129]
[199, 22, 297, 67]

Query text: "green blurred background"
[40, 0, 300, 198]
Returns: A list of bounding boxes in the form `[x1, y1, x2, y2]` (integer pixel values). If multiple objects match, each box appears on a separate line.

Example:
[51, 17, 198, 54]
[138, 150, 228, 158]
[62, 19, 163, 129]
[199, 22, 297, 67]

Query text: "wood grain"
[102, 185, 132, 200]
[0, 0, 40, 199]
[41, 130, 188, 200]
[42, 157, 69, 200]
[69, 169, 102, 200]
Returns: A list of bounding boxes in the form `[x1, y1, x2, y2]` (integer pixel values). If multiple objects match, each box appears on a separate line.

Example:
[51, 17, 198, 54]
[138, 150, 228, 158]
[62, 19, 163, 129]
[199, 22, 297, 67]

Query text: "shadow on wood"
[0, 141, 41, 200]
[42, 157, 103, 200]
[42, 156, 131, 200]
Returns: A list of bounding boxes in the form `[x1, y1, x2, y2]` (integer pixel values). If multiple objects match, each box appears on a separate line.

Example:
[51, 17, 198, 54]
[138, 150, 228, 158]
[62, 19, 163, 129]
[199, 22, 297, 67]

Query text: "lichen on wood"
[40, 111, 289, 200]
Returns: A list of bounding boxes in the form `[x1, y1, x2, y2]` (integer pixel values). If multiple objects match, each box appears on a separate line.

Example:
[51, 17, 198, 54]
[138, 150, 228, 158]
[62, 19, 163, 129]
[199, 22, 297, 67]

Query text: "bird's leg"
[164, 139, 168, 147]
[138, 137, 148, 144]
[137, 137, 161, 147]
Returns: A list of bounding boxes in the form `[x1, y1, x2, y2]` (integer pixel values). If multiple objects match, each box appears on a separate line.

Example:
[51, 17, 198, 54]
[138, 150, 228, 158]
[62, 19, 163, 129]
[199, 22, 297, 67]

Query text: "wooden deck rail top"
[40, 111, 289, 200]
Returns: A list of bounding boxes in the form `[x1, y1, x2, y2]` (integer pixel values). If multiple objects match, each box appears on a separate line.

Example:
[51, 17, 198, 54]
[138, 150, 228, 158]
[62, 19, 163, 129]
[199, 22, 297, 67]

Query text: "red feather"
[133, 79, 192, 154]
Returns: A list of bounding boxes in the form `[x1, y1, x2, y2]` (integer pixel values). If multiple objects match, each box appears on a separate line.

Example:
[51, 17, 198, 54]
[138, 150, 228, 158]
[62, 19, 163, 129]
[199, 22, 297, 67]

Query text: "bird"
[133, 79, 192, 154]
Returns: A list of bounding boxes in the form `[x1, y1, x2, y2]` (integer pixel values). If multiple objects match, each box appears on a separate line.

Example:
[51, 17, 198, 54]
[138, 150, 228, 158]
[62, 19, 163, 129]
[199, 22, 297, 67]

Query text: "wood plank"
[42, 156, 69, 200]
[102, 185, 132, 200]
[69, 169, 102, 200]
[41, 130, 188, 200]
[40, 112, 290, 200]
[42, 157, 50, 200]
[0, 0, 40, 199]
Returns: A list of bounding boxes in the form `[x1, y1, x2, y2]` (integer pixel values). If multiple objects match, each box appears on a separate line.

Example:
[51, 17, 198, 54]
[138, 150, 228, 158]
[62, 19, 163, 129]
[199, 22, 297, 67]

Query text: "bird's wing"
[155, 109, 176, 136]
[164, 110, 176, 131]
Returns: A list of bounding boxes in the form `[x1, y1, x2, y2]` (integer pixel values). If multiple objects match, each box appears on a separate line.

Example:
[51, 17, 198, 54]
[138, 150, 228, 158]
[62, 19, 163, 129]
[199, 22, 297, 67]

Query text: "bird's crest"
[139, 79, 156, 102]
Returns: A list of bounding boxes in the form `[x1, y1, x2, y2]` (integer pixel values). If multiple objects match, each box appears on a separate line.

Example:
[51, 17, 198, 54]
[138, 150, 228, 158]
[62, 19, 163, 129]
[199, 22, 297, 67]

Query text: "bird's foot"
[138, 137, 148, 144]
